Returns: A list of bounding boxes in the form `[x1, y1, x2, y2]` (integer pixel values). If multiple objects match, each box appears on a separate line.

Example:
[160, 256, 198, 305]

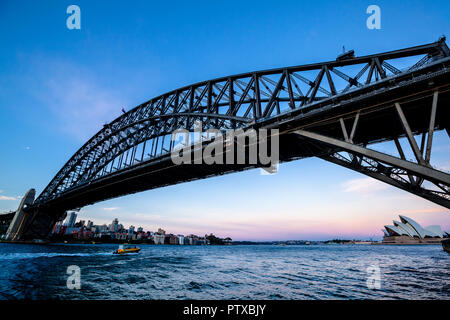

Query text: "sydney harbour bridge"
[2, 38, 450, 241]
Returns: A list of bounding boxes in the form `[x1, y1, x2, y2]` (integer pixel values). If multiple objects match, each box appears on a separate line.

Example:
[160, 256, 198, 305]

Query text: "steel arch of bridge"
[36, 38, 450, 210]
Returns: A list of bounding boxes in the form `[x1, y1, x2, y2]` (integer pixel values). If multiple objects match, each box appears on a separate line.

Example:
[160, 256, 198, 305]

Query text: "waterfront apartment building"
[165, 234, 179, 245]
[154, 233, 165, 244]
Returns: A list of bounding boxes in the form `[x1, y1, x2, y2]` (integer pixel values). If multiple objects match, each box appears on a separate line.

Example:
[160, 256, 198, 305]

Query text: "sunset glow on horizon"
[1, 0, 449, 241]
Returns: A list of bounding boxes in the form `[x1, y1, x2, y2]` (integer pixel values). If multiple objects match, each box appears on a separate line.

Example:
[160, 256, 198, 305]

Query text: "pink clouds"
[341, 177, 389, 194]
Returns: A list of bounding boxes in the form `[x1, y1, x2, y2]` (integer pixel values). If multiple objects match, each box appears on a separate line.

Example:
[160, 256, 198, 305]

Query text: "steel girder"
[293, 90, 450, 208]
[36, 38, 450, 205]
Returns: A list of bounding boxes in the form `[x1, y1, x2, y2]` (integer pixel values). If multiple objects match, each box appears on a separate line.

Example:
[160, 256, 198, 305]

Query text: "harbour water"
[0, 243, 448, 300]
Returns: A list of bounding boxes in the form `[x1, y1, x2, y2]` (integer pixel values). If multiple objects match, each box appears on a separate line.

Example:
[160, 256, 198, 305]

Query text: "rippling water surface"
[0, 243, 448, 299]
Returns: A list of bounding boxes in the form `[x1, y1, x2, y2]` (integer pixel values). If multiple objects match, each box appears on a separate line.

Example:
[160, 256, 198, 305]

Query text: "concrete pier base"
[4, 189, 35, 241]
[381, 235, 444, 245]
[3, 189, 65, 241]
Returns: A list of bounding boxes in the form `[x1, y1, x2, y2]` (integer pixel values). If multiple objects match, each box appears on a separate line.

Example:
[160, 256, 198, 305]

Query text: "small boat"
[113, 244, 141, 254]
[442, 239, 450, 253]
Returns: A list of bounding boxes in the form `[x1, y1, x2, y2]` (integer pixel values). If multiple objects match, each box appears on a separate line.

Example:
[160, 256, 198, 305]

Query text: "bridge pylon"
[4, 189, 35, 241]
[2, 189, 66, 241]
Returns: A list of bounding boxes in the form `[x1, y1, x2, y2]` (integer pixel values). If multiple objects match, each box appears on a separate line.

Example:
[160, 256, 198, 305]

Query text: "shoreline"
[371, 242, 442, 245]
[0, 239, 445, 246]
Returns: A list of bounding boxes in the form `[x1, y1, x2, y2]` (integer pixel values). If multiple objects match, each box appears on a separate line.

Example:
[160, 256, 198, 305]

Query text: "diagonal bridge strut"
[293, 90, 450, 208]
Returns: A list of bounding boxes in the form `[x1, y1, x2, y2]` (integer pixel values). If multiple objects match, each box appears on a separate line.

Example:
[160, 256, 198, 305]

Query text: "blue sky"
[0, 0, 449, 240]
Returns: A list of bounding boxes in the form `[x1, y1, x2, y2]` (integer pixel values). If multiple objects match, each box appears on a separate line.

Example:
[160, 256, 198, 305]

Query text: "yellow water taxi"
[113, 244, 141, 254]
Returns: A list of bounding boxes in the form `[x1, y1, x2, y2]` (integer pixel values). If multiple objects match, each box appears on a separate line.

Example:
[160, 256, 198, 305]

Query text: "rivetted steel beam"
[349, 111, 360, 143]
[293, 129, 450, 186]
[394, 102, 426, 166]
[320, 152, 450, 209]
[393, 138, 415, 184]
[425, 91, 438, 163]
[339, 118, 350, 142]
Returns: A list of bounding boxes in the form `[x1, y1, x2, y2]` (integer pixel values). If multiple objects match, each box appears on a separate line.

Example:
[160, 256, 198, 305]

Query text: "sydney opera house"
[382, 215, 448, 244]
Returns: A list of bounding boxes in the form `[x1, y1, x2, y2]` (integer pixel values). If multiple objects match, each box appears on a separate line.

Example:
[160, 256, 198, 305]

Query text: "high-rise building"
[52, 221, 63, 234]
[109, 218, 119, 232]
[93, 224, 108, 233]
[64, 212, 77, 228]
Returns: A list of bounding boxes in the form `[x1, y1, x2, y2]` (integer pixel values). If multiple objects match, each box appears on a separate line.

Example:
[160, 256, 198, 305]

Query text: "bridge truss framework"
[7, 38, 450, 240]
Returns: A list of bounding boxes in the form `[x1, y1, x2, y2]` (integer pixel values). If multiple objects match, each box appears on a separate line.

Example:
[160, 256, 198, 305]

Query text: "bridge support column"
[18, 208, 66, 241]
[4, 189, 36, 241]
[3, 189, 65, 241]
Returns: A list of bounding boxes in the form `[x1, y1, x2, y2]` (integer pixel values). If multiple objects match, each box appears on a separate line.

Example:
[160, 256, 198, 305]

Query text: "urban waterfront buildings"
[50, 216, 222, 245]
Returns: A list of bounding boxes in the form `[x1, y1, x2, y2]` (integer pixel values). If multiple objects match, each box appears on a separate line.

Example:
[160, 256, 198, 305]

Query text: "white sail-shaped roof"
[399, 215, 429, 238]
[385, 225, 408, 236]
[393, 220, 419, 237]
[425, 225, 443, 238]
[382, 215, 444, 239]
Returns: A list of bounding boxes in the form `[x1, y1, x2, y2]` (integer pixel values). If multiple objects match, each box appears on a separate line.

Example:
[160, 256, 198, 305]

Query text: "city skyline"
[51, 212, 228, 245]
[1, 0, 449, 241]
